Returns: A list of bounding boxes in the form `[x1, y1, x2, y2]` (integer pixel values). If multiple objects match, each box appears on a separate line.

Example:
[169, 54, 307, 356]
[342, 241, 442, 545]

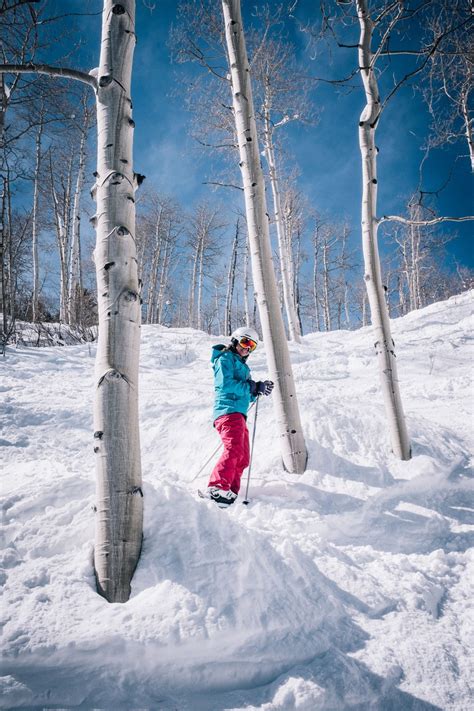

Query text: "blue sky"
[47, 1, 473, 273]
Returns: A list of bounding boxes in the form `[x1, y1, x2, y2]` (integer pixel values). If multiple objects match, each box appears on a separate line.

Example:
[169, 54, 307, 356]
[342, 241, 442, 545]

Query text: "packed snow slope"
[1, 292, 473, 711]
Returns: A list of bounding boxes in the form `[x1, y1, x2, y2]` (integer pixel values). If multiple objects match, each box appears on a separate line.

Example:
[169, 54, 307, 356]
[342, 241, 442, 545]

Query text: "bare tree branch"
[202, 180, 243, 191]
[378, 215, 474, 226]
[0, 63, 98, 90]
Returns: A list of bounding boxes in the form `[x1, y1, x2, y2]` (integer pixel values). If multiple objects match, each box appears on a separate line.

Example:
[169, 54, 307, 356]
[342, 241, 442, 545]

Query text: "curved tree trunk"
[92, 0, 143, 602]
[357, 0, 411, 460]
[222, 0, 307, 474]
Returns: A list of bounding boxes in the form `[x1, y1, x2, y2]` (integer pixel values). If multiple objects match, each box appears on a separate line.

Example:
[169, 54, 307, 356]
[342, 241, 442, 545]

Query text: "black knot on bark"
[93, 171, 99, 178]
[359, 121, 365, 127]
[99, 75, 112, 87]
[112, 4, 126, 14]
[104, 261, 115, 271]
[134, 173, 146, 186]
[372, 178, 377, 184]
[129, 486, 143, 497]
[124, 290, 138, 302]
[116, 226, 130, 236]
[128, 118, 135, 128]
[246, 136, 252, 142]
[94, 431, 104, 440]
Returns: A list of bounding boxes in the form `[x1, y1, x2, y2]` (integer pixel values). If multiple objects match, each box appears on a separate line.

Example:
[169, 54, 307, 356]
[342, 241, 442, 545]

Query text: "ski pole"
[242, 394, 259, 505]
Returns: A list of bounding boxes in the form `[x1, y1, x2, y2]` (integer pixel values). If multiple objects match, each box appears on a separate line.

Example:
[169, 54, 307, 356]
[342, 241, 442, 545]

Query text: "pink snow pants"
[208, 413, 250, 495]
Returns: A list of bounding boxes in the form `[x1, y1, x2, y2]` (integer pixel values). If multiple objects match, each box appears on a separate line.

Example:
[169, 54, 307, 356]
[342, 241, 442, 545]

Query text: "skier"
[205, 327, 274, 508]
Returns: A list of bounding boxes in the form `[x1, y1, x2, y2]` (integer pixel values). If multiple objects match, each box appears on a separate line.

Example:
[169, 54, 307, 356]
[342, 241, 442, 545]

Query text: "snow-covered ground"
[1, 292, 473, 710]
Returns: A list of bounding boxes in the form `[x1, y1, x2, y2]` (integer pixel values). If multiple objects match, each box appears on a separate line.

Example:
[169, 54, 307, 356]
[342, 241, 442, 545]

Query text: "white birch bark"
[222, 0, 307, 473]
[197, 232, 204, 331]
[224, 219, 239, 335]
[0, 178, 6, 338]
[50, 161, 69, 324]
[62, 155, 74, 323]
[243, 231, 250, 327]
[262, 105, 301, 342]
[322, 237, 331, 331]
[0, 2, 142, 602]
[357, 0, 411, 460]
[147, 207, 164, 324]
[189, 237, 199, 328]
[461, 85, 474, 172]
[67, 113, 88, 326]
[92, 0, 143, 602]
[32, 120, 43, 322]
[156, 237, 171, 323]
[312, 229, 321, 331]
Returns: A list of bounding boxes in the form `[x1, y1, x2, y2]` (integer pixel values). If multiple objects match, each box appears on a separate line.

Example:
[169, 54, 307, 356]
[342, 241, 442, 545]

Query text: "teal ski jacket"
[211, 344, 256, 422]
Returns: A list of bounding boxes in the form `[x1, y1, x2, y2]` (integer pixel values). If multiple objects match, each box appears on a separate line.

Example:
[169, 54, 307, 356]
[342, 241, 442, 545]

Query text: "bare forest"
[2, 0, 472, 350]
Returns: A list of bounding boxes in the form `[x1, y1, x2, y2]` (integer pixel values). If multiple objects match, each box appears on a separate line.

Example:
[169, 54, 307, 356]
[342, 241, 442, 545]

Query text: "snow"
[1, 291, 473, 710]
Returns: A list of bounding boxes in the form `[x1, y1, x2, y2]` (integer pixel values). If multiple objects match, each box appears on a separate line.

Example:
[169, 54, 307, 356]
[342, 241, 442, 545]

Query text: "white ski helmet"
[230, 326, 259, 348]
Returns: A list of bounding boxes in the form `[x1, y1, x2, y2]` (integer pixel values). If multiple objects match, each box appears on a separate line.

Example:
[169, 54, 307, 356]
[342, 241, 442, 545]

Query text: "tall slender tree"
[221, 0, 307, 474]
[1, 0, 143, 602]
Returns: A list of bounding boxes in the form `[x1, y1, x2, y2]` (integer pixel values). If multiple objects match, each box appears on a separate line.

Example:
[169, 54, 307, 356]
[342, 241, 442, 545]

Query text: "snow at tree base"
[1, 292, 473, 711]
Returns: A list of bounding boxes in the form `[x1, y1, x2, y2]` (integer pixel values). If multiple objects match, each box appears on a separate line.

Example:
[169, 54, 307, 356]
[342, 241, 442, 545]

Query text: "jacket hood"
[211, 343, 247, 364]
[211, 344, 227, 363]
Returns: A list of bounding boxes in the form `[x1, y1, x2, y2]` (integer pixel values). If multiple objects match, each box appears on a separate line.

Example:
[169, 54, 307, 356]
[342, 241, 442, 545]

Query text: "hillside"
[1, 291, 473, 710]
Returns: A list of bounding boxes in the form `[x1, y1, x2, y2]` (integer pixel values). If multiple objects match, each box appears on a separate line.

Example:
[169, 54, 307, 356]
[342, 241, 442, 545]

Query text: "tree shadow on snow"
[306, 438, 395, 488]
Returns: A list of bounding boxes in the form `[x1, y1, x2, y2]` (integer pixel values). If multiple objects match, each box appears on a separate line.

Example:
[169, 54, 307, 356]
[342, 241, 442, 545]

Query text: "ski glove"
[249, 379, 274, 396]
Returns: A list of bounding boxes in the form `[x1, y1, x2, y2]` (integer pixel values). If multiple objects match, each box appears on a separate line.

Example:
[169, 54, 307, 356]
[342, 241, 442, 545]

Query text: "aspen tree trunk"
[0, 178, 6, 338]
[461, 86, 474, 173]
[322, 238, 331, 331]
[262, 105, 301, 342]
[156, 238, 171, 323]
[357, 0, 411, 460]
[189, 241, 199, 328]
[362, 291, 368, 326]
[147, 212, 164, 324]
[197, 234, 204, 331]
[68, 119, 87, 325]
[224, 219, 239, 335]
[243, 232, 250, 327]
[294, 225, 303, 334]
[62, 156, 74, 323]
[32, 120, 43, 322]
[313, 235, 321, 331]
[6, 173, 14, 328]
[92, 0, 143, 602]
[222, 0, 307, 473]
[50, 157, 71, 324]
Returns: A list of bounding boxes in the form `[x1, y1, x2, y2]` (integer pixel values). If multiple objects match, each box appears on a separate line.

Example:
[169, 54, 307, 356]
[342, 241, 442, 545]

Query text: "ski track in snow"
[1, 293, 473, 710]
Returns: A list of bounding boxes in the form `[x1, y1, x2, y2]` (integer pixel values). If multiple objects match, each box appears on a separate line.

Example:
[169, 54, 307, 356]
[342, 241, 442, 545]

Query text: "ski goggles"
[239, 336, 257, 352]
